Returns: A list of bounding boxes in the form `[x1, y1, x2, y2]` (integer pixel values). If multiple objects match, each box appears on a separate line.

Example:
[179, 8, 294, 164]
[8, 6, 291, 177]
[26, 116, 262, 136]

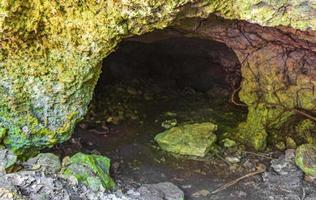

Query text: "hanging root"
[230, 85, 247, 107]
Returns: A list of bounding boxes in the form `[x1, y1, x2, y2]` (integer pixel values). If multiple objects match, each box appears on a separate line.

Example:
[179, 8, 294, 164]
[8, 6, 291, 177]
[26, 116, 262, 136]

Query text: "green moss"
[236, 104, 294, 151]
[0, 128, 6, 142]
[232, 0, 316, 30]
[0, 0, 314, 155]
[295, 144, 316, 176]
[155, 122, 217, 157]
[62, 153, 115, 191]
[295, 119, 316, 144]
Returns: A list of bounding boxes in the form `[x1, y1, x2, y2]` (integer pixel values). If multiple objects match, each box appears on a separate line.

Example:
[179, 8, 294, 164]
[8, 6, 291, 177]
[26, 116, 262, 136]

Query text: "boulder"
[154, 122, 217, 157]
[62, 153, 115, 191]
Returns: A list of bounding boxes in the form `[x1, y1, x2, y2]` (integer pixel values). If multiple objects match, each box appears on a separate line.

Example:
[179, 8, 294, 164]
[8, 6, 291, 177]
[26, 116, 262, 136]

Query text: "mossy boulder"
[295, 144, 316, 176]
[155, 122, 217, 157]
[62, 153, 115, 191]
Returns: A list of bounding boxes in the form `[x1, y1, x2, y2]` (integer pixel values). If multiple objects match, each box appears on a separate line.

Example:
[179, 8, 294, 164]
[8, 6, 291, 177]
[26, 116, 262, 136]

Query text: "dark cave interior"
[96, 37, 242, 93]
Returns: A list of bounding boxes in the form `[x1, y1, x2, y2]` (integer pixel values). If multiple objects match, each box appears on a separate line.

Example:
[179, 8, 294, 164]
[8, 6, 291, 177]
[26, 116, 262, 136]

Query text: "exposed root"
[211, 163, 266, 195]
[294, 108, 316, 122]
[230, 86, 247, 107]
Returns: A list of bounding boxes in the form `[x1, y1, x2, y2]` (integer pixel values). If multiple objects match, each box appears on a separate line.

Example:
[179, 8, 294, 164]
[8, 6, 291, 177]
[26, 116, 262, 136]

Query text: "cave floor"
[50, 79, 313, 200]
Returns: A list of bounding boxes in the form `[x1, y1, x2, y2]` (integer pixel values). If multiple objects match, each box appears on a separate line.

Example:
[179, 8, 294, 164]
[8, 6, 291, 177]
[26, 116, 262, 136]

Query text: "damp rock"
[295, 144, 316, 176]
[0, 149, 17, 172]
[62, 153, 115, 191]
[155, 122, 217, 157]
[135, 182, 184, 200]
[161, 119, 177, 129]
[23, 153, 61, 174]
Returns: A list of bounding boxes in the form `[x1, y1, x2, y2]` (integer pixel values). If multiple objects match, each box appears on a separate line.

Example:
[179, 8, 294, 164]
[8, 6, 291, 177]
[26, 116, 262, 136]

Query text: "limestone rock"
[136, 182, 184, 200]
[295, 144, 316, 176]
[0, 149, 17, 172]
[154, 122, 217, 157]
[62, 153, 115, 191]
[23, 153, 61, 174]
[0, 0, 315, 154]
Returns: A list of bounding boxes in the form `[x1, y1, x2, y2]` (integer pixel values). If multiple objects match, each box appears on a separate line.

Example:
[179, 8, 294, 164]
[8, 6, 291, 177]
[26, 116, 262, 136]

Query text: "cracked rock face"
[0, 0, 315, 154]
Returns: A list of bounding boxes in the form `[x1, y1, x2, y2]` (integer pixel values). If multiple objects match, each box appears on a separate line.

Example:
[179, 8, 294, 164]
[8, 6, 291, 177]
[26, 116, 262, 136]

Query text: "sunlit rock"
[155, 122, 217, 157]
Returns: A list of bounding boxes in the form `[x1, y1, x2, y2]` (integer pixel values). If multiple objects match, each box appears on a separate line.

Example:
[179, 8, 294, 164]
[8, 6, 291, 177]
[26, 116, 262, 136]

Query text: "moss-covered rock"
[62, 153, 115, 191]
[0, 0, 315, 154]
[155, 122, 217, 157]
[295, 144, 316, 176]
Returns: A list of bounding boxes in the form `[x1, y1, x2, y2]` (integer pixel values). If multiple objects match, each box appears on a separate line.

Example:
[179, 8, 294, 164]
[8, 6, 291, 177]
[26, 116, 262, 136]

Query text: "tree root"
[211, 163, 266, 195]
[230, 86, 247, 107]
[294, 108, 316, 122]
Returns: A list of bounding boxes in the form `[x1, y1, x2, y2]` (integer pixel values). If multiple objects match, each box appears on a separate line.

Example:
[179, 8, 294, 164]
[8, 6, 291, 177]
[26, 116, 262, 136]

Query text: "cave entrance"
[80, 35, 247, 151]
[54, 35, 249, 197]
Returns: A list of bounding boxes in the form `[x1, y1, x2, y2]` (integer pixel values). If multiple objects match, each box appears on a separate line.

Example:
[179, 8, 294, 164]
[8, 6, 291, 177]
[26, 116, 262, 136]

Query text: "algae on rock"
[0, 0, 315, 154]
[62, 153, 115, 191]
[295, 144, 316, 176]
[155, 122, 217, 157]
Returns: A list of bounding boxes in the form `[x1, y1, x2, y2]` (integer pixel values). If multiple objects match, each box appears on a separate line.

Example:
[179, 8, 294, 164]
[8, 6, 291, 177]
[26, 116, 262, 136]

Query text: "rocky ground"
[1, 79, 315, 200]
[1, 148, 316, 200]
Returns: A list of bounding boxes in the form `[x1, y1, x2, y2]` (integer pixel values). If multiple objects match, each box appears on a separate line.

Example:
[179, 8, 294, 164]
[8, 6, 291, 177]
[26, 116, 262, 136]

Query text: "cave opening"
[53, 35, 251, 198]
[70, 35, 249, 156]
[89, 36, 247, 149]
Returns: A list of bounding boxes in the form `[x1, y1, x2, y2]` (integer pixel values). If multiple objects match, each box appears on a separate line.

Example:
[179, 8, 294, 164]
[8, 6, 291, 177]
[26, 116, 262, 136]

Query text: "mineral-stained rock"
[0, 0, 315, 154]
[154, 122, 217, 157]
[62, 153, 115, 191]
[23, 153, 61, 174]
[295, 144, 316, 176]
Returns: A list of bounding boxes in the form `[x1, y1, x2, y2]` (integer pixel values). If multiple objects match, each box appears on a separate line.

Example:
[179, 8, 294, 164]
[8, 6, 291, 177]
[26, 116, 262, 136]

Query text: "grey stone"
[0, 149, 17, 172]
[23, 153, 61, 174]
[136, 182, 184, 200]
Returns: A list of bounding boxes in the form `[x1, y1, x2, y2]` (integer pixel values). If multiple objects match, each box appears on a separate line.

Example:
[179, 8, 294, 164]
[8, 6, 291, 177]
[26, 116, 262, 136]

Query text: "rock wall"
[174, 16, 316, 150]
[0, 0, 315, 154]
